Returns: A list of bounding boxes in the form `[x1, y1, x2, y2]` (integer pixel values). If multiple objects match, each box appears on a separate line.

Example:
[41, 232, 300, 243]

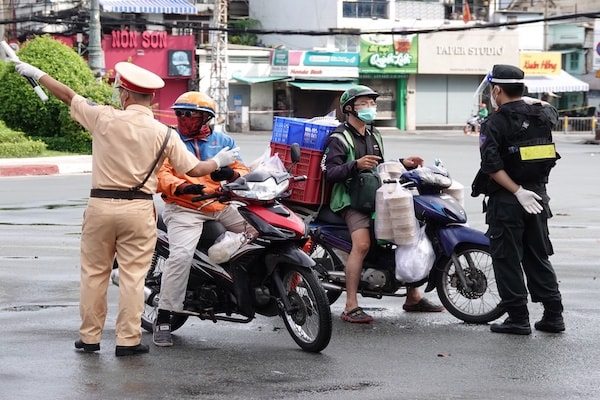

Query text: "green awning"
[288, 81, 358, 91]
[232, 76, 290, 84]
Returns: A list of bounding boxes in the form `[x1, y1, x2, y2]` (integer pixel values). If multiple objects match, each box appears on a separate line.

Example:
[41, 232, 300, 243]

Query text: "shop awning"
[99, 0, 197, 14]
[232, 76, 290, 84]
[523, 70, 589, 93]
[289, 81, 358, 91]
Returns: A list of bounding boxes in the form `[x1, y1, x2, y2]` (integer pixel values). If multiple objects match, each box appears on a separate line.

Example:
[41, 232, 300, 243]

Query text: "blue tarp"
[99, 0, 197, 14]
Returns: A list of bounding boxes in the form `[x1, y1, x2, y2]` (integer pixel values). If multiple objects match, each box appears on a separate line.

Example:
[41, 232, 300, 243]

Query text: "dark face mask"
[177, 112, 212, 138]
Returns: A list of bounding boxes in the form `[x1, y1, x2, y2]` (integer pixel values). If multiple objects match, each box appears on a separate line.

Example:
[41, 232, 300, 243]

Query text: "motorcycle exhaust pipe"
[321, 282, 345, 291]
[110, 269, 155, 305]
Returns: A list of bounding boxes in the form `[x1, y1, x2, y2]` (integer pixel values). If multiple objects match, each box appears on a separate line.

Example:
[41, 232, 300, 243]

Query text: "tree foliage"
[228, 18, 261, 46]
[0, 35, 115, 153]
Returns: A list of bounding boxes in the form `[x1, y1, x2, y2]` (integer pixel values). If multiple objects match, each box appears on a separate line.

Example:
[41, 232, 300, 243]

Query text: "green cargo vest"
[329, 127, 384, 213]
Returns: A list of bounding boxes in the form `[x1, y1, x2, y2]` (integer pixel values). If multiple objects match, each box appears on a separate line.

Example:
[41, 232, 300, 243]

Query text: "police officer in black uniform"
[474, 64, 565, 335]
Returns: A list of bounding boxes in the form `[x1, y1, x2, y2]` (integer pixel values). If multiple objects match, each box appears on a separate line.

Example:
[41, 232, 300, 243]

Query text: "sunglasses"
[175, 110, 200, 118]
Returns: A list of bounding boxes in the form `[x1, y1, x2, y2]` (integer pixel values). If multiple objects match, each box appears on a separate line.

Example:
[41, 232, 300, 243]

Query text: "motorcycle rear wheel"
[435, 243, 504, 324]
[307, 242, 344, 304]
[139, 245, 188, 333]
[278, 265, 332, 353]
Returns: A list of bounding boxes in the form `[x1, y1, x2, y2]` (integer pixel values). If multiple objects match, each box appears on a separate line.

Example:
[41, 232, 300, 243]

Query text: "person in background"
[321, 85, 444, 323]
[153, 92, 255, 347]
[478, 102, 489, 120]
[475, 64, 564, 335]
[540, 91, 560, 104]
[12, 60, 239, 356]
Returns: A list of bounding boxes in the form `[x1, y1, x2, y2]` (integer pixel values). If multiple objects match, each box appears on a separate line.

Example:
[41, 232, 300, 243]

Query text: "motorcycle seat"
[317, 207, 346, 225]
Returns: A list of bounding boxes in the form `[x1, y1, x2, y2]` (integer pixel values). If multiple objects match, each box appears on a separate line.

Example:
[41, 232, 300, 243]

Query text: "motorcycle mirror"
[287, 143, 301, 173]
[290, 143, 301, 164]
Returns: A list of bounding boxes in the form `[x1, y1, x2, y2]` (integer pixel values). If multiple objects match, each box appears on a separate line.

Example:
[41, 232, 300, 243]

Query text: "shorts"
[341, 208, 371, 233]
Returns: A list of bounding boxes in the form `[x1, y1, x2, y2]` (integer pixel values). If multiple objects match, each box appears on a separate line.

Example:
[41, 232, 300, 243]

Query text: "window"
[334, 35, 360, 52]
[343, 1, 388, 19]
[569, 52, 579, 71]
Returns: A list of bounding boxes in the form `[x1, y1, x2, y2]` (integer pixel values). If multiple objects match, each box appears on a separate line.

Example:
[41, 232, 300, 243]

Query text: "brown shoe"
[403, 298, 444, 313]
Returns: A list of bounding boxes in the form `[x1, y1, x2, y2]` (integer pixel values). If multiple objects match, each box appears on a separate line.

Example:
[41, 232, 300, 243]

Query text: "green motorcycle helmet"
[340, 85, 379, 114]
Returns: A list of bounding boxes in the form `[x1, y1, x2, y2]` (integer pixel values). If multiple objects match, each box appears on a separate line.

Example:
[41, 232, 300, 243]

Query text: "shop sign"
[418, 30, 519, 74]
[303, 52, 358, 67]
[271, 50, 359, 78]
[110, 28, 168, 49]
[359, 34, 418, 75]
[520, 52, 561, 75]
[271, 49, 289, 76]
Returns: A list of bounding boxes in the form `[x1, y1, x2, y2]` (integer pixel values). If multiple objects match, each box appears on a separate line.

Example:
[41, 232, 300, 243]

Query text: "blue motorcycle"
[287, 165, 503, 324]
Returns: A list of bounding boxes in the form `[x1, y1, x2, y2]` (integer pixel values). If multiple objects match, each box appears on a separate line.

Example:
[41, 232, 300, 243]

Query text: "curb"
[0, 164, 59, 177]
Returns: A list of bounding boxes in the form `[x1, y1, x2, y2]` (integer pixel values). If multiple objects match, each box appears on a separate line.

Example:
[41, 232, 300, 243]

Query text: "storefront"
[270, 50, 360, 120]
[102, 29, 196, 126]
[196, 45, 280, 131]
[416, 29, 520, 129]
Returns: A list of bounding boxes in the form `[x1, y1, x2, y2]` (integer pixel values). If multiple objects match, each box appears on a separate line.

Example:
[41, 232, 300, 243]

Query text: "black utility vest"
[497, 103, 560, 185]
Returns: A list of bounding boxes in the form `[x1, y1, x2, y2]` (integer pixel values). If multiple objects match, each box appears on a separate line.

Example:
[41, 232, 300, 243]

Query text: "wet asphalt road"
[1, 132, 599, 400]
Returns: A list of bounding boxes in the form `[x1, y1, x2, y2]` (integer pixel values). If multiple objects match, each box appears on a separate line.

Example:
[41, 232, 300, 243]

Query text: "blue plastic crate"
[271, 117, 307, 145]
[301, 122, 336, 150]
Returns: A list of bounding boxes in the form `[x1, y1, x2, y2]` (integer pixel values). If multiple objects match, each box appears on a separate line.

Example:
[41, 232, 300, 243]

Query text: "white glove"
[211, 146, 240, 169]
[514, 186, 543, 214]
[15, 61, 47, 81]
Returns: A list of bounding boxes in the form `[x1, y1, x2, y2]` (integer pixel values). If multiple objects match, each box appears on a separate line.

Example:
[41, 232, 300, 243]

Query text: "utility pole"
[209, 0, 228, 127]
[0, 0, 5, 41]
[88, 0, 105, 77]
[543, 0, 548, 51]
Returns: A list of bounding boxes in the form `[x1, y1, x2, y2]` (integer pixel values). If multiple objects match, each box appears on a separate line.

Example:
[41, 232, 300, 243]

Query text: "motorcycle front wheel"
[139, 244, 188, 333]
[435, 243, 504, 324]
[306, 241, 345, 304]
[278, 265, 332, 353]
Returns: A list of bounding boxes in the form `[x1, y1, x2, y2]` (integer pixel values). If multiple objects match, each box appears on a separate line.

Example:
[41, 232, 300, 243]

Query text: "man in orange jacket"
[154, 92, 253, 347]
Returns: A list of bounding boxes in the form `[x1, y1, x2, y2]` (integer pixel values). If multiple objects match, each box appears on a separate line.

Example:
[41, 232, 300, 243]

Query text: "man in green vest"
[322, 85, 444, 323]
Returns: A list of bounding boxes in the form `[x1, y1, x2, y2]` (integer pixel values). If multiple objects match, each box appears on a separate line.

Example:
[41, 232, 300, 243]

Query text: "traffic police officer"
[473, 64, 565, 335]
[13, 60, 239, 355]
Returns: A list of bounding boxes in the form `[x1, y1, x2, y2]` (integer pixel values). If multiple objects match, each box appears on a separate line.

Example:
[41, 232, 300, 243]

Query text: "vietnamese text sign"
[520, 52, 562, 75]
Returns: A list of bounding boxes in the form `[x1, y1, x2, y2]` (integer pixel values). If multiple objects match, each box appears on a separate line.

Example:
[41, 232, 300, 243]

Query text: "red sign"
[102, 32, 195, 78]
[110, 29, 168, 49]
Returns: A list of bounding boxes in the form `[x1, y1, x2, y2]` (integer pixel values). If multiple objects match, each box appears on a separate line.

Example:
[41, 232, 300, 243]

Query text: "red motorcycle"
[111, 145, 332, 352]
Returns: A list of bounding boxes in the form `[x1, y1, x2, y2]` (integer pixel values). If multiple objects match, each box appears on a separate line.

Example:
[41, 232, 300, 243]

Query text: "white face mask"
[490, 87, 498, 109]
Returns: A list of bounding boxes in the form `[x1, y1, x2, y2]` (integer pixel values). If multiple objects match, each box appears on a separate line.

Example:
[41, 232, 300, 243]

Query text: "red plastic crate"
[270, 142, 331, 205]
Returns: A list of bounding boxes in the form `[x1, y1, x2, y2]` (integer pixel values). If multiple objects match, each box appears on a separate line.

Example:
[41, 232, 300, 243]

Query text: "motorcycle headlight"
[231, 177, 289, 200]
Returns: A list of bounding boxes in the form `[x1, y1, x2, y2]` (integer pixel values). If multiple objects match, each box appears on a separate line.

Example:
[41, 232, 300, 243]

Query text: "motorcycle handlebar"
[190, 173, 306, 203]
[191, 192, 220, 202]
[293, 175, 307, 182]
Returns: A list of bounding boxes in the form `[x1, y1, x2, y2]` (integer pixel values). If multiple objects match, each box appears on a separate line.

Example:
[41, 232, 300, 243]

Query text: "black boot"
[490, 306, 531, 335]
[534, 301, 565, 333]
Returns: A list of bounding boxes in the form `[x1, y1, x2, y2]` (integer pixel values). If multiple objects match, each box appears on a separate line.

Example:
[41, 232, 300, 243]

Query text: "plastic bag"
[394, 225, 435, 283]
[377, 160, 406, 181]
[374, 183, 394, 241]
[208, 231, 248, 264]
[375, 182, 416, 244]
[249, 146, 286, 173]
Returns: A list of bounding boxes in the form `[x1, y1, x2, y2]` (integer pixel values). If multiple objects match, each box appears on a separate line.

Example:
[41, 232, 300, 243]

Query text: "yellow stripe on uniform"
[519, 144, 556, 160]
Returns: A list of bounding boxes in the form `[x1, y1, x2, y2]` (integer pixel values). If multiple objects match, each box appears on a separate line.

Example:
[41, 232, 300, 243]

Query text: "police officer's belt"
[90, 189, 153, 200]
